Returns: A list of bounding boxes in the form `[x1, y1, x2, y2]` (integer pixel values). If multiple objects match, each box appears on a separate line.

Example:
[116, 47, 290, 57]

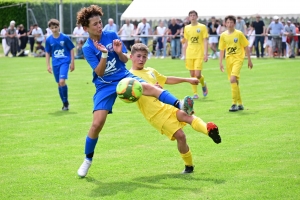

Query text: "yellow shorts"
[185, 58, 204, 70]
[150, 107, 186, 141]
[225, 57, 243, 80]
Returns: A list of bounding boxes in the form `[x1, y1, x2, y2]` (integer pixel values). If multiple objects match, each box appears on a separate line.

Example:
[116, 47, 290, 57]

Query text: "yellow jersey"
[219, 29, 249, 61]
[130, 67, 177, 129]
[184, 23, 209, 59]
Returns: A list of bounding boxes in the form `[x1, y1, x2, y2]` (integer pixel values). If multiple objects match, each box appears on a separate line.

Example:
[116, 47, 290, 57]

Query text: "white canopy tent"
[121, 0, 300, 22]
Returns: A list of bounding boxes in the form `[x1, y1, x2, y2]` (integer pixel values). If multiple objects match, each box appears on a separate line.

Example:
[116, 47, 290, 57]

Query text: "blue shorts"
[93, 73, 145, 113]
[52, 63, 69, 83]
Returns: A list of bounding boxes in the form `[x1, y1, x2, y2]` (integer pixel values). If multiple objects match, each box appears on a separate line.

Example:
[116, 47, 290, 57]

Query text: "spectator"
[1, 26, 8, 55]
[27, 25, 35, 54]
[266, 16, 284, 58]
[180, 20, 190, 60]
[252, 15, 266, 58]
[284, 20, 296, 58]
[168, 18, 181, 59]
[137, 18, 152, 58]
[235, 16, 247, 35]
[247, 23, 255, 54]
[33, 42, 46, 57]
[17, 24, 28, 57]
[102, 18, 118, 33]
[281, 21, 287, 57]
[32, 24, 44, 46]
[155, 21, 168, 58]
[207, 16, 220, 59]
[73, 23, 85, 45]
[45, 27, 52, 39]
[5, 20, 18, 57]
[118, 19, 135, 52]
[75, 40, 84, 59]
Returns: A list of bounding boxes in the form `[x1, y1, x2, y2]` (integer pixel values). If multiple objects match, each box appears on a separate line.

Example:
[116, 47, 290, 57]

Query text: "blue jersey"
[45, 33, 75, 66]
[82, 31, 129, 85]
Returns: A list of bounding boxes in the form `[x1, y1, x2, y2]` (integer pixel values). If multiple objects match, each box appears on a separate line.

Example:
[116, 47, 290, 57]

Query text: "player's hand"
[220, 63, 224, 72]
[154, 82, 163, 89]
[248, 60, 253, 69]
[47, 66, 52, 74]
[93, 40, 108, 53]
[70, 62, 75, 72]
[204, 54, 208, 62]
[113, 39, 123, 54]
[189, 78, 199, 85]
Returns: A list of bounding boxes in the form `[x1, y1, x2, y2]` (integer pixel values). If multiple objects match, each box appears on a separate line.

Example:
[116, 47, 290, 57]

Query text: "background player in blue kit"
[45, 19, 75, 111]
[76, 5, 194, 177]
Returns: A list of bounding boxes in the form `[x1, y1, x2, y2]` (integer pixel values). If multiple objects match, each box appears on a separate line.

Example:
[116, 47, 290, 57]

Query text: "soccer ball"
[116, 78, 143, 103]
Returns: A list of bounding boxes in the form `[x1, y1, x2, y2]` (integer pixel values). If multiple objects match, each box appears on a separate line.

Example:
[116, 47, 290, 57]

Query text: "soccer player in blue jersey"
[76, 5, 194, 177]
[45, 19, 75, 111]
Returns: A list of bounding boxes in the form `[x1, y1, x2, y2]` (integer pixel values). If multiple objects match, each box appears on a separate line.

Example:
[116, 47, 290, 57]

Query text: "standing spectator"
[281, 21, 287, 58]
[32, 24, 44, 46]
[235, 16, 246, 35]
[180, 20, 190, 60]
[27, 25, 35, 54]
[1, 26, 8, 55]
[17, 24, 28, 56]
[133, 21, 139, 44]
[266, 16, 284, 58]
[207, 16, 220, 59]
[75, 40, 84, 59]
[168, 18, 181, 59]
[102, 18, 118, 33]
[155, 21, 168, 58]
[247, 23, 256, 54]
[45, 27, 53, 39]
[284, 20, 296, 58]
[73, 23, 85, 45]
[5, 21, 18, 57]
[252, 15, 266, 58]
[137, 18, 152, 58]
[118, 19, 135, 52]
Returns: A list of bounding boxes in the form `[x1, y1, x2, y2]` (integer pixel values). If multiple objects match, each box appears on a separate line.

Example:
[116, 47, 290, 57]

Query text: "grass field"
[0, 54, 300, 199]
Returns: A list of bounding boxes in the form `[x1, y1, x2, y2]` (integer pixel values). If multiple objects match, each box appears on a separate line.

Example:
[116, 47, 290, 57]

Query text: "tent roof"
[121, 0, 300, 21]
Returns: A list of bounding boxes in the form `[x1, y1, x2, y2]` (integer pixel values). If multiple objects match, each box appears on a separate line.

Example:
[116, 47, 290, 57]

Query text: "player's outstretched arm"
[165, 77, 199, 85]
[93, 40, 108, 76]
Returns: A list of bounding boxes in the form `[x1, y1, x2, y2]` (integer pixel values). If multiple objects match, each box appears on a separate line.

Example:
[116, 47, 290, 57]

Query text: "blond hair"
[131, 43, 149, 55]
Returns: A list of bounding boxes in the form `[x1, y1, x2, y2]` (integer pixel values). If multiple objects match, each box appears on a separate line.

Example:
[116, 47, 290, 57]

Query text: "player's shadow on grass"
[48, 111, 78, 116]
[87, 173, 225, 198]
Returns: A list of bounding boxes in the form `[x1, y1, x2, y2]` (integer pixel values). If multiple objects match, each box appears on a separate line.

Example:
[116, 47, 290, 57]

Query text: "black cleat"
[207, 122, 221, 144]
[229, 104, 238, 112]
[182, 165, 194, 174]
[62, 102, 69, 111]
[238, 105, 244, 110]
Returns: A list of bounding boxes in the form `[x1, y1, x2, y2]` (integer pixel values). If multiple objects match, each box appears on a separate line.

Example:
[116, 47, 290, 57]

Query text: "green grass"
[0, 53, 300, 199]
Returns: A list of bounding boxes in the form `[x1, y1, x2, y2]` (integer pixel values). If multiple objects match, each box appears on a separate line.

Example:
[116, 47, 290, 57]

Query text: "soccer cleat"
[202, 82, 208, 97]
[182, 165, 194, 174]
[207, 122, 221, 144]
[62, 102, 69, 111]
[77, 159, 92, 178]
[192, 94, 199, 99]
[180, 96, 194, 115]
[238, 105, 244, 110]
[229, 104, 238, 112]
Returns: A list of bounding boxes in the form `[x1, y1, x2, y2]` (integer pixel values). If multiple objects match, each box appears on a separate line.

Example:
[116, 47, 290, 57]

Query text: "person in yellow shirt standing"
[219, 15, 253, 112]
[183, 10, 209, 99]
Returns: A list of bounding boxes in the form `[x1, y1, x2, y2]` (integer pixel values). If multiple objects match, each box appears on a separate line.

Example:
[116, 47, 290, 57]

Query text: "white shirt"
[32, 27, 44, 42]
[73, 26, 85, 42]
[156, 26, 166, 36]
[137, 22, 151, 35]
[120, 23, 134, 40]
[1, 28, 6, 39]
[46, 28, 52, 38]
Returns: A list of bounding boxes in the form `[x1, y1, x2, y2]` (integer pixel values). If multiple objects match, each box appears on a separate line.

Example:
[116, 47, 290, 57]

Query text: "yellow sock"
[191, 77, 198, 94]
[180, 150, 193, 166]
[231, 82, 238, 105]
[237, 84, 242, 105]
[199, 75, 205, 87]
[191, 117, 208, 135]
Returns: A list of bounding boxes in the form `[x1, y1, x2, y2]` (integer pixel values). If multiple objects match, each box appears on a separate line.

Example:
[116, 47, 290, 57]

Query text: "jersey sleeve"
[151, 68, 167, 87]
[65, 35, 75, 50]
[45, 37, 51, 53]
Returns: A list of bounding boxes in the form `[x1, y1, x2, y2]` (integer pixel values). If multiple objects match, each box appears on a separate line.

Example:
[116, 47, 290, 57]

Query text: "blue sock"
[85, 136, 98, 161]
[58, 87, 63, 102]
[60, 85, 68, 103]
[158, 90, 180, 109]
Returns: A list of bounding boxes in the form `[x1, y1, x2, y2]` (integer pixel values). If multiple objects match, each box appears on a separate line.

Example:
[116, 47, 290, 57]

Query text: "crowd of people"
[1, 15, 299, 59]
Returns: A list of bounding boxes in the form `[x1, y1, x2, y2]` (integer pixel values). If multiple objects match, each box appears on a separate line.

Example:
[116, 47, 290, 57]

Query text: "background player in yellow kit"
[183, 10, 209, 99]
[218, 15, 253, 112]
[129, 43, 221, 173]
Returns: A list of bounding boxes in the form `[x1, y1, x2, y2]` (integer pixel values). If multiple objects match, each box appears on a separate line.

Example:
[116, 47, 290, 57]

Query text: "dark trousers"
[255, 36, 265, 58]
[29, 37, 35, 53]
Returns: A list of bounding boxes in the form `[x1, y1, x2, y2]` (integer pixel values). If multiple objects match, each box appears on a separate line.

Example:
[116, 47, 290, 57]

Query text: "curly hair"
[77, 5, 104, 27]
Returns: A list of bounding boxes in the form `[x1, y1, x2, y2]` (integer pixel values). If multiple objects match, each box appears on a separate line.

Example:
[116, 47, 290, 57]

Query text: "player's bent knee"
[174, 130, 186, 142]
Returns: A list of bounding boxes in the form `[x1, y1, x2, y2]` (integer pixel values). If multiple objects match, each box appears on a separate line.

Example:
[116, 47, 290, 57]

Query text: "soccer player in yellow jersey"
[129, 43, 221, 173]
[219, 15, 253, 112]
[183, 10, 209, 99]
